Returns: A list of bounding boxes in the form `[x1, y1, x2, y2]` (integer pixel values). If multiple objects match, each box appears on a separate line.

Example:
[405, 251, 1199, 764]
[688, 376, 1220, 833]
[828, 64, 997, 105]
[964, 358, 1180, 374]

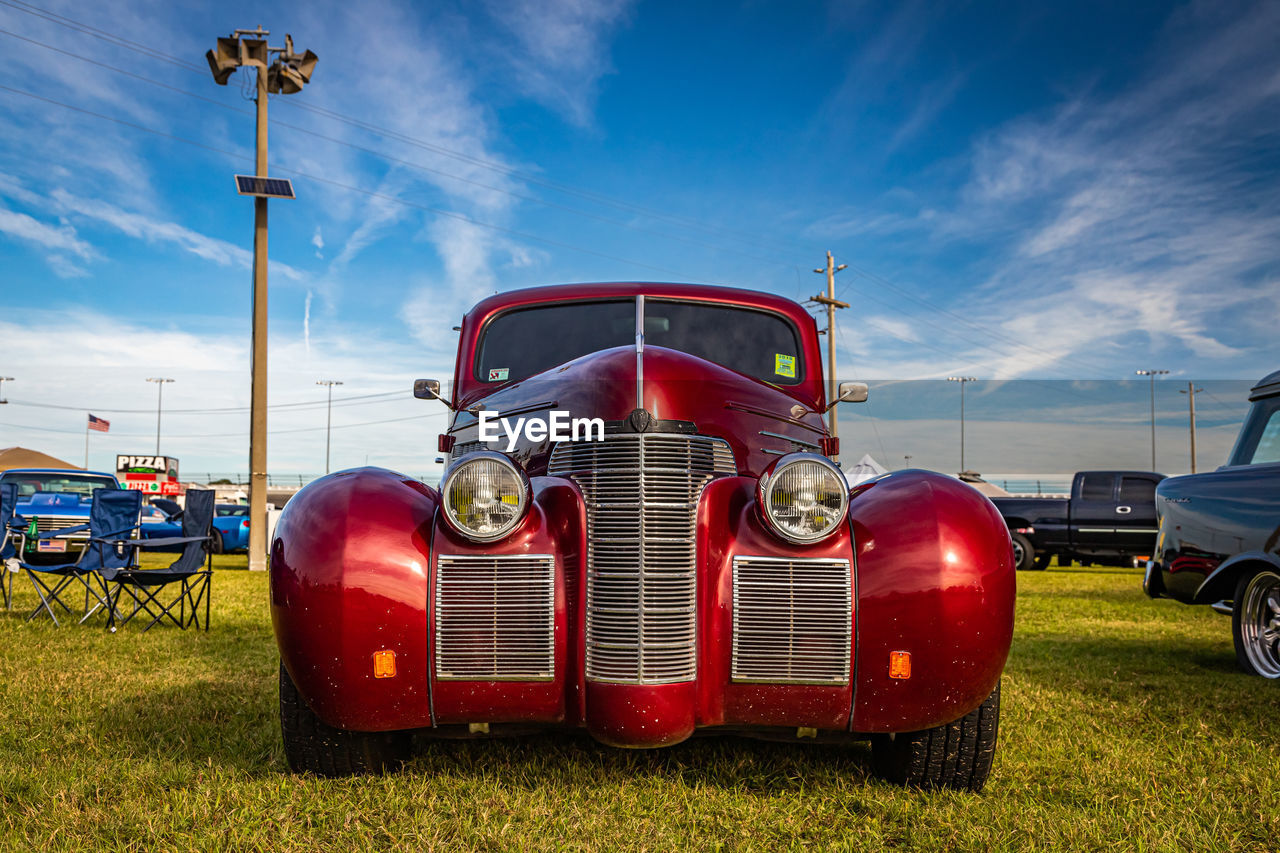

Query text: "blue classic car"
[212, 504, 250, 553]
[0, 469, 121, 563]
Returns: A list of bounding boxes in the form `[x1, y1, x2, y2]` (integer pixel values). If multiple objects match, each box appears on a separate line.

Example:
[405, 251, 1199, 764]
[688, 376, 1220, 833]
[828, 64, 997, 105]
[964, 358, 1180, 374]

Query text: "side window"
[1078, 474, 1113, 501]
[1249, 411, 1280, 465]
[1118, 477, 1156, 505]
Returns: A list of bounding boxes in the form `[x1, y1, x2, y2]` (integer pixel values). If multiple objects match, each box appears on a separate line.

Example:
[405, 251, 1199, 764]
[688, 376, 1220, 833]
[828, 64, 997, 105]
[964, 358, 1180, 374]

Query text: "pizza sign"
[116, 455, 180, 478]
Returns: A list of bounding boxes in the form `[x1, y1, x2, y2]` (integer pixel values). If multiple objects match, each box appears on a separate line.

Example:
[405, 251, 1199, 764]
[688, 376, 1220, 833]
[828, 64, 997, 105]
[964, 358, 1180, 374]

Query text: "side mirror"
[414, 378, 456, 411]
[825, 382, 869, 412]
[838, 381, 869, 403]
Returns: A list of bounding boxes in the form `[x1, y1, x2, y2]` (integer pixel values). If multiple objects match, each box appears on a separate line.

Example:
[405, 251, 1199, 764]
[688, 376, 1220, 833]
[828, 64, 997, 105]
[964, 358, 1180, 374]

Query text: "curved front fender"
[849, 471, 1015, 733]
[271, 467, 437, 732]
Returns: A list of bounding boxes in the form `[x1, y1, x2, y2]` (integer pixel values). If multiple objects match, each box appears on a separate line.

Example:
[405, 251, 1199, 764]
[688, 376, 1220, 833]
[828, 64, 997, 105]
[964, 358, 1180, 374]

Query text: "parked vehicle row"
[0, 468, 250, 558]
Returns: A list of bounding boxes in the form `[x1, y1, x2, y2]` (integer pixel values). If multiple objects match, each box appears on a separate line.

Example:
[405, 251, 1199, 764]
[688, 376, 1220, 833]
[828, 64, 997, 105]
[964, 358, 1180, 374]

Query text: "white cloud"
[49, 189, 306, 282]
[0, 205, 94, 259]
[479, 0, 636, 125]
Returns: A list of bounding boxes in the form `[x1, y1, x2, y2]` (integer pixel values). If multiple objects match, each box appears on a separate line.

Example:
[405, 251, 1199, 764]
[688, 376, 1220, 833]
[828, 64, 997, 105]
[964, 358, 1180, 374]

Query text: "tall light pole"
[811, 251, 849, 446]
[146, 377, 174, 454]
[317, 380, 343, 474]
[1180, 382, 1203, 473]
[1135, 369, 1169, 471]
[0, 376, 12, 404]
[948, 376, 977, 473]
[207, 29, 317, 572]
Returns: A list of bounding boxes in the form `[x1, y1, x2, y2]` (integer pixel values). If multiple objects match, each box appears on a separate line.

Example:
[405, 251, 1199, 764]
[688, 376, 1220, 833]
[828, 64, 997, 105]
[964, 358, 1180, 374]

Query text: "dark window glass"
[1078, 474, 1114, 501]
[645, 300, 802, 385]
[0, 473, 116, 501]
[474, 299, 803, 385]
[1228, 397, 1280, 466]
[475, 301, 634, 383]
[1118, 477, 1156, 504]
[216, 506, 249, 517]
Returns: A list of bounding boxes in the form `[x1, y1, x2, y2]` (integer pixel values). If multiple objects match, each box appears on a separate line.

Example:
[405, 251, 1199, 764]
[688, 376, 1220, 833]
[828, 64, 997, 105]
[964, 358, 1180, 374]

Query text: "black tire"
[1232, 570, 1280, 679]
[871, 682, 1000, 792]
[210, 531, 225, 555]
[1010, 533, 1035, 572]
[279, 664, 412, 776]
[1032, 552, 1053, 571]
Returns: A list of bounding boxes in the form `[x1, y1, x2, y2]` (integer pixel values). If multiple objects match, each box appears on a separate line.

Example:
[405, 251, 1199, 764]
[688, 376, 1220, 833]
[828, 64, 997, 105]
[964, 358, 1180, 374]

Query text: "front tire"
[1010, 533, 1035, 572]
[279, 664, 412, 776]
[211, 532, 225, 555]
[1232, 571, 1280, 679]
[871, 682, 1000, 791]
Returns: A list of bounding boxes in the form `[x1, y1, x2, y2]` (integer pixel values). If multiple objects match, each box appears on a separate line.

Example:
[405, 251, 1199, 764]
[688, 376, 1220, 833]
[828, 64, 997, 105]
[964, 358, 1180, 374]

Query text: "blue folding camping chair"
[19, 488, 143, 626]
[101, 489, 215, 632]
[0, 484, 19, 610]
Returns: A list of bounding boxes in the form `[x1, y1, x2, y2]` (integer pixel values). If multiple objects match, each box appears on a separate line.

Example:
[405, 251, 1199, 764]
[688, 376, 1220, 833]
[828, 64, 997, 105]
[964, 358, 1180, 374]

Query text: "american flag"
[88, 414, 110, 433]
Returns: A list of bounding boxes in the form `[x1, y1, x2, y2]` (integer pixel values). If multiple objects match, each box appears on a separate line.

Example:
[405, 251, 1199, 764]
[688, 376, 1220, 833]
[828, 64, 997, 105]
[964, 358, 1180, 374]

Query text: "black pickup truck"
[991, 471, 1166, 571]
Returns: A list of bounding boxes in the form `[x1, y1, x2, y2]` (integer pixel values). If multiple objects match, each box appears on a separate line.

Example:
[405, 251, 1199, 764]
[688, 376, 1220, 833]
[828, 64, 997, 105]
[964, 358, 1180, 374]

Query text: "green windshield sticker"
[774, 354, 796, 378]
[487, 368, 509, 382]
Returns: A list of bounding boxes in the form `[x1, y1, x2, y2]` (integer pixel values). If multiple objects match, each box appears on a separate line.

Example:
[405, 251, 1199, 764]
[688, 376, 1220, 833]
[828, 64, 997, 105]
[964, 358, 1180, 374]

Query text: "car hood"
[448, 345, 829, 477]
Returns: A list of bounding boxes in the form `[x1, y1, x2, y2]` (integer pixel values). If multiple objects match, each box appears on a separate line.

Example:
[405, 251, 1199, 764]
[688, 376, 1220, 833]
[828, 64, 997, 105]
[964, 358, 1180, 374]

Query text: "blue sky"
[0, 0, 1277, 477]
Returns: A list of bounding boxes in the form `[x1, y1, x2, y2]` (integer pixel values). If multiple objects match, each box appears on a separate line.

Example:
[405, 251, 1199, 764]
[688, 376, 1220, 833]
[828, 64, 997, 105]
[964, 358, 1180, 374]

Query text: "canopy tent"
[0, 447, 77, 473]
[845, 453, 889, 486]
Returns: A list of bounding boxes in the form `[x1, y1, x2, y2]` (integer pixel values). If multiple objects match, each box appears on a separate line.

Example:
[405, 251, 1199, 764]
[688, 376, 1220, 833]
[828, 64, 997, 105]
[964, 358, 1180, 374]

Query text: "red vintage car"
[271, 283, 1015, 789]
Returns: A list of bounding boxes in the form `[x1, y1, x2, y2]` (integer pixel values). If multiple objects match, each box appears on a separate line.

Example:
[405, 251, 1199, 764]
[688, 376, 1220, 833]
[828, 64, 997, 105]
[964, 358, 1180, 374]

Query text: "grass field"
[0, 556, 1276, 852]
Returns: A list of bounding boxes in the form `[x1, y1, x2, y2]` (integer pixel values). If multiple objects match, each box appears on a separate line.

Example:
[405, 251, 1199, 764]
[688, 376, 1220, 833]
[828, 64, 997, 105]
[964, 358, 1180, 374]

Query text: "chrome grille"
[731, 556, 851, 684]
[32, 517, 89, 539]
[435, 554, 555, 681]
[549, 433, 735, 684]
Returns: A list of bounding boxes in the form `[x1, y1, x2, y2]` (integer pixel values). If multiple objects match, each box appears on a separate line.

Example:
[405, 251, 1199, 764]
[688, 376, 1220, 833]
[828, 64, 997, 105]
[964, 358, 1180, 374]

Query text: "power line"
[0, 2, 1137, 375]
[0, 83, 688, 277]
[0, 411, 445, 439]
[3, 390, 406, 414]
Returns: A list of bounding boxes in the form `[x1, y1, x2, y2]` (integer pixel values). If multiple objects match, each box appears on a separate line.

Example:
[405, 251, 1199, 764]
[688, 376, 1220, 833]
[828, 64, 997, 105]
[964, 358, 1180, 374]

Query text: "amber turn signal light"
[889, 650, 911, 679]
[373, 649, 397, 679]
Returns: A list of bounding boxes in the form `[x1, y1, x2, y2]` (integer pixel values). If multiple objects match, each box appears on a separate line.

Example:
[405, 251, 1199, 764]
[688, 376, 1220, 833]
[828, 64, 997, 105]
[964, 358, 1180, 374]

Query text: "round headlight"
[441, 452, 529, 542]
[757, 453, 849, 544]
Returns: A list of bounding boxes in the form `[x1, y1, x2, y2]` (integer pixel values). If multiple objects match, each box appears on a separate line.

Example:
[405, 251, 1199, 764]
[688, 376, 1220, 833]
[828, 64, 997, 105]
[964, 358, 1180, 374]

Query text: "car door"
[1070, 472, 1118, 553]
[1114, 475, 1161, 554]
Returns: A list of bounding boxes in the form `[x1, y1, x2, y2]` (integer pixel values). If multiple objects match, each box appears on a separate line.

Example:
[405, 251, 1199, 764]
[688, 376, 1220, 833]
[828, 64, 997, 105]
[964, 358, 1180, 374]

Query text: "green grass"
[0, 557, 1276, 852]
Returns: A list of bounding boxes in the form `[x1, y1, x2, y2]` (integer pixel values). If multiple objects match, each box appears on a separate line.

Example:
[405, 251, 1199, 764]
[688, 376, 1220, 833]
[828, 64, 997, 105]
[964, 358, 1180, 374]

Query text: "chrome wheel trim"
[1011, 538, 1025, 567]
[1240, 571, 1280, 679]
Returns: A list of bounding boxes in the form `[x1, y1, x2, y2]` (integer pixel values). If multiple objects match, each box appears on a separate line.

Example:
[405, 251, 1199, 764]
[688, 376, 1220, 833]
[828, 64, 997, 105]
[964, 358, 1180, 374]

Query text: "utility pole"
[948, 376, 978, 473]
[810, 251, 848, 441]
[207, 29, 317, 572]
[146, 377, 174, 454]
[1180, 382, 1203, 473]
[1135, 369, 1169, 471]
[317, 380, 343, 474]
[903, 454, 913, 469]
[0, 376, 12, 404]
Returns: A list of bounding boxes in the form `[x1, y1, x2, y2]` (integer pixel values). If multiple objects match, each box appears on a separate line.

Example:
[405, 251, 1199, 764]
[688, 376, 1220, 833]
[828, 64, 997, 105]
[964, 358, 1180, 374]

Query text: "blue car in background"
[212, 504, 250, 553]
[0, 468, 121, 564]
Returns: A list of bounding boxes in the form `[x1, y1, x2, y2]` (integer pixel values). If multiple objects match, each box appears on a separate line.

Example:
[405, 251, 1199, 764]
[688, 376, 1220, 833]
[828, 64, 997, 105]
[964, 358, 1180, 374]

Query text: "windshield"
[1, 472, 117, 501]
[475, 298, 803, 385]
[216, 506, 249, 517]
[1227, 396, 1280, 466]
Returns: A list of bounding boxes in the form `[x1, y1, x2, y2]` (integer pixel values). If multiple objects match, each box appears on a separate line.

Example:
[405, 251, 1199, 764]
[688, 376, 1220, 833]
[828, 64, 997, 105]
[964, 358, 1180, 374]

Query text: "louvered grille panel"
[549, 433, 735, 684]
[732, 556, 852, 684]
[32, 516, 90, 538]
[435, 554, 555, 681]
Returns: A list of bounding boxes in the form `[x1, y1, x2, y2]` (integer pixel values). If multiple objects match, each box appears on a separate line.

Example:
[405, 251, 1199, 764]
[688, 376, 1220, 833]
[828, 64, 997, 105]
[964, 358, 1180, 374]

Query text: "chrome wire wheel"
[1235, 570, 1280, 679]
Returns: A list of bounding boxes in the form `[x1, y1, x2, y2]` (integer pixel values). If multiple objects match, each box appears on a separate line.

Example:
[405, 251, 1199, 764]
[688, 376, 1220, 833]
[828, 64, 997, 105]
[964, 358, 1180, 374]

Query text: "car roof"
[0, 468, 117, 478]
[1249, 369, 1280, 401]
